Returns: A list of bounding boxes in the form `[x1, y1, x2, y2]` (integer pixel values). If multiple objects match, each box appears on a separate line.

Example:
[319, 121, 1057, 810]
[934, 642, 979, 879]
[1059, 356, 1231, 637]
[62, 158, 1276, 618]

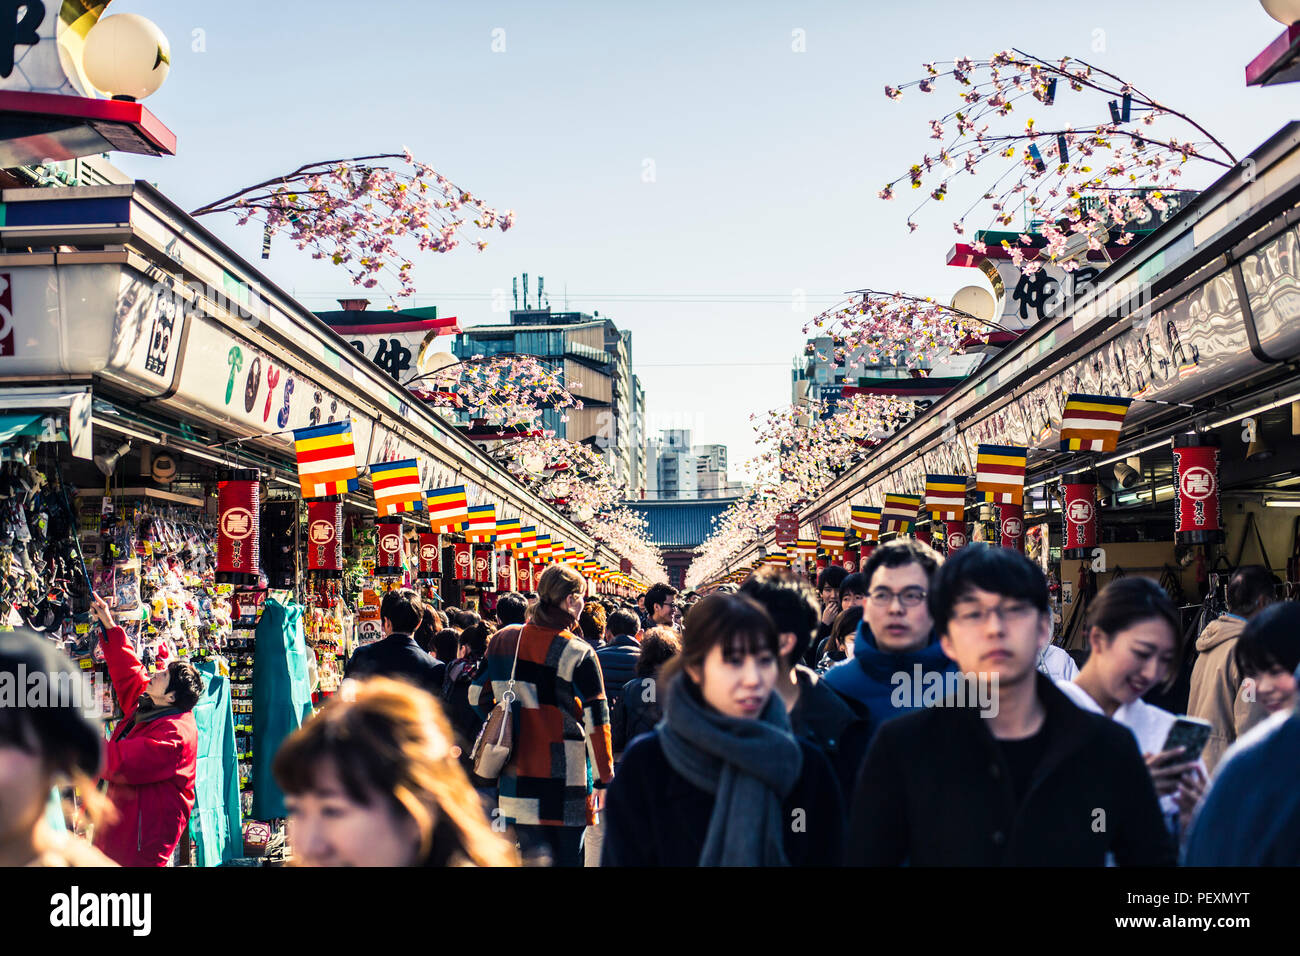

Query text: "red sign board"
[216, 470, 260, 581]
[1063, 482, 1098, 557]
[453, 542, 473, 580]
[1174, 439, 1223, 544]
[944, 520, 967, 554]
[496, 552, 514, 591]
[375, 520, 404, 575]
[306, 499, 343, 573]
[473, 545, 492, 583]
[417, 532, 440, 577]
[774, 512, 799, 548]
[997, 503, 1025, 552]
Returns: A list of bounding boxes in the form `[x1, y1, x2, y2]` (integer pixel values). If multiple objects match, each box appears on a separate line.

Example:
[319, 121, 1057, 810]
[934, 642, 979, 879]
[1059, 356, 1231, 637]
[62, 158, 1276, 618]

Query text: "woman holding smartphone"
[601, 592, 843, 866]
[1056, 577, 1206, 835]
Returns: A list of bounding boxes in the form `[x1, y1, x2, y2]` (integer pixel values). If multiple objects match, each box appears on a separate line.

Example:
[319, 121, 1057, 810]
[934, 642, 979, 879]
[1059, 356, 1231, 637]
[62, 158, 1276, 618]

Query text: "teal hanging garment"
[189, 660, 243, 865]
[252, 598, 314, 820]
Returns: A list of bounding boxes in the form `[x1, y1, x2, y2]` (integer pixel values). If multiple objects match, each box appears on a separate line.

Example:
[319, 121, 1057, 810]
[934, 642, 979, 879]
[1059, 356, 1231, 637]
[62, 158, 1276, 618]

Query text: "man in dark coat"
[848, 545, 1174, 866]
[345, 589, 445, 695]
[596, 609, 641, 711]
[742, 567, 870, 802]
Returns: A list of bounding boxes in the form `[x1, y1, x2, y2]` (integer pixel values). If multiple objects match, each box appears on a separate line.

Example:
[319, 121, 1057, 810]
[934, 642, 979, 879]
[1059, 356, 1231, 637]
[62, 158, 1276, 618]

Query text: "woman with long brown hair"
[273, 676, 517, 867]
[469, 563, 615, 867]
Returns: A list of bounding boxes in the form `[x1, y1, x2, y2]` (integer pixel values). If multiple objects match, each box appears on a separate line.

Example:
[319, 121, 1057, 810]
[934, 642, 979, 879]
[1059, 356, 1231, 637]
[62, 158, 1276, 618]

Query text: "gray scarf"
[657, 673, 803, 866]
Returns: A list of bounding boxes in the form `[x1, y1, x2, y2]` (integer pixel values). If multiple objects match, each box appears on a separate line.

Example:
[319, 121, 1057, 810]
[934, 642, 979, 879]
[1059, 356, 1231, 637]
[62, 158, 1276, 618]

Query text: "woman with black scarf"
[601, 592, 844, 866]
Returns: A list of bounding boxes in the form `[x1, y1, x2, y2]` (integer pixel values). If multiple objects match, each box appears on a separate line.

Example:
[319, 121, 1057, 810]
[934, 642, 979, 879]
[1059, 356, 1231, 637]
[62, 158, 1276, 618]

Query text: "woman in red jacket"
[90, 594, 203, 867]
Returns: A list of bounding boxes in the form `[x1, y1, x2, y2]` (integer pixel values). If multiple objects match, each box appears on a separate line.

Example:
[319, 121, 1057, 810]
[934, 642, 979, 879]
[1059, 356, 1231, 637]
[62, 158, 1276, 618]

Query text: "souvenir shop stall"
[712, 123, 1300, 709]
[0, 178, 636, 863]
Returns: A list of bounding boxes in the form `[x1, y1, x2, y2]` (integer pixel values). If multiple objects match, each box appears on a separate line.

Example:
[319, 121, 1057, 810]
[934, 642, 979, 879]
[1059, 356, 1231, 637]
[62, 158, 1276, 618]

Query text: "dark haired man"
[848, 545, 1174, 865]
[1188, 564, 1275, 772]
[822, 540, 956, 739]
[597, 609, 643, 712]
[644, 583, 678, 629]
[90, 593, 203, 867]
[804, 565, 849, 667]
[345, 588, 445, 695]
[742, 567, 869, 800]
[495, 591, 528, 627]
[839, 572, 867, 612]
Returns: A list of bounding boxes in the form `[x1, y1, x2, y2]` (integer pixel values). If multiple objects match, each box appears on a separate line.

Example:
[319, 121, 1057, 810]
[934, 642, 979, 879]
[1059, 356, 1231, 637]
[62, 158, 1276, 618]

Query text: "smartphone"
[1160, 716, 1213, 763]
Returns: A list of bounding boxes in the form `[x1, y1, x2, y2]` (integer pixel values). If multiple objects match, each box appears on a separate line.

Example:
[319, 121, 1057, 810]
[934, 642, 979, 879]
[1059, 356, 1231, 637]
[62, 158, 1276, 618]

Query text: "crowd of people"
[3, 542, 1299, 868]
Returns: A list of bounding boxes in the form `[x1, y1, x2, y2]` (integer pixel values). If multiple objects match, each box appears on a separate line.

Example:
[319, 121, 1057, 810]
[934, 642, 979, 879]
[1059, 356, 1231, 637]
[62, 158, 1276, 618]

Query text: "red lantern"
[417, 533, 440, 578]
[944, 519, 967, 554]
[1063, 481, 1099, 558]
[620, 557, 632, 574]
[306, 499, 343, 575]
[496, 552, 514, 591]
[841, 547, 860, 574]
[532, 561, 545, 585]
[453, 542, 473, 580]
[859, 542, 877, 563]
[217, 469, 260, 584]
[1173, 436, 1223, 544]
[516, 556, 533, 591]
[997, 502, 1025, 552]
[915, 526, 932, 546]
[473, 546, 492, 583]
[774, 512, 799, 548]
[815, 554, 828, 575]
[375, 519, 404, 576]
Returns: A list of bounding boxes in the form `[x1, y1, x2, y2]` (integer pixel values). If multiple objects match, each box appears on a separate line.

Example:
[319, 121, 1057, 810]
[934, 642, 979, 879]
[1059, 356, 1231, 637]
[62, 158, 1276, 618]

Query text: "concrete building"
[451, 304, 645, 496]
[644, 429, 743, 500]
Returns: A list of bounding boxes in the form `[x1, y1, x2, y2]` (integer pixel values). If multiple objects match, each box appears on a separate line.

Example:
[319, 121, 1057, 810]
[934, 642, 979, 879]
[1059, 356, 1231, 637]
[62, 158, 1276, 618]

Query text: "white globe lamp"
[82, 14, 171, 101]
[1262, 0, 1300, 24]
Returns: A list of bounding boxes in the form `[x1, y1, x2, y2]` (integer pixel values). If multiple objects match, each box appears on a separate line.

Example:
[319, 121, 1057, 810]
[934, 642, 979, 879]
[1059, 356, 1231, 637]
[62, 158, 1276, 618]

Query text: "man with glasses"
[823, 540, 956, 742]
[847, 545, 1173, 865]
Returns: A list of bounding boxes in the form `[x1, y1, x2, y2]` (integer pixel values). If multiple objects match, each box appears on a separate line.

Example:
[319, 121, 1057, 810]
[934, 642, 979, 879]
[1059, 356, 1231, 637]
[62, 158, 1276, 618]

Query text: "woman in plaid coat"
[470, 564, 614, 866]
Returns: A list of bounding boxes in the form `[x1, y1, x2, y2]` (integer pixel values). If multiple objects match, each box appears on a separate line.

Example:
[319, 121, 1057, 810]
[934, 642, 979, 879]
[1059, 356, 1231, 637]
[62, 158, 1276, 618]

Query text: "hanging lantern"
[774, 512, 799, 548]
[375, 519, 404, 576]
[452, 542, 473, 580]
[944, 519, 967, 554]
[1062, 479, 1099, 559]
[417, 532, 440, 578]
[1173, 434, 1223, 544]
[914, 524, 932, 547]
[516, 556, 533, 591]
[216, 468, 260, 585]
[473, 545, 493, 584]
[841, 546, 860, 574]
[997, 502, 1025, 552]
[496, 554, 514, 591]
[306, 498, 344, 575]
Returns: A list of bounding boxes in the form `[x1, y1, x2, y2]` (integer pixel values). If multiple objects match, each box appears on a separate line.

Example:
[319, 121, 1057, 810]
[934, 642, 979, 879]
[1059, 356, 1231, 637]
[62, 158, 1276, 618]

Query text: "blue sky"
[114, 0, 1300, 475]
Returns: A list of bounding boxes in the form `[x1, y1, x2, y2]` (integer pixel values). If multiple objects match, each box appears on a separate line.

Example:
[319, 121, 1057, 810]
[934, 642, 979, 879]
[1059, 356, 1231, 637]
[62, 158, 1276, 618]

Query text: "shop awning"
[0, 413, 45, 444]
[0, 387, 93, 458]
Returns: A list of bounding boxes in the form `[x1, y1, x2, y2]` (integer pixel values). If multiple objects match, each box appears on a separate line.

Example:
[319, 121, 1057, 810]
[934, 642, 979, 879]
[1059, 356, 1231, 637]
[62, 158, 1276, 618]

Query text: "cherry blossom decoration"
[878, 51, 1237, 274]
[489, 436, 666, 583]
[411, 354, 582, 431]
[686, 393, 914, 588]
[191, 150, 515, 300]
[805, 289, 1000, 370]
